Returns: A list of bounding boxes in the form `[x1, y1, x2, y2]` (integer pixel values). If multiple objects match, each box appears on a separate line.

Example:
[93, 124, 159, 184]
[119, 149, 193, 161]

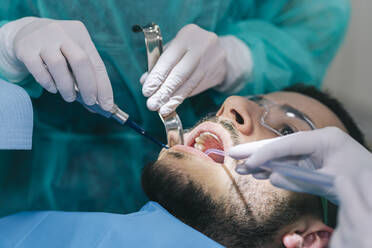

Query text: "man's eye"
[279, 125, 295, 136]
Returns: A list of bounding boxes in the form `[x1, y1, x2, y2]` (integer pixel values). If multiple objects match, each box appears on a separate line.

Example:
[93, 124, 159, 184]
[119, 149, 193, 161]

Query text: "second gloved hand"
[141, 24, 227, 116]
[0, 17, 113, 110]
[330, 167, 372, 248]
[229, 127, 372, 204]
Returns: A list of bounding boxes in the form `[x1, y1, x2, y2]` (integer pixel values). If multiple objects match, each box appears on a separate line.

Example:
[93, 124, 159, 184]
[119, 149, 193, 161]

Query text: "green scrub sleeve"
[0, 20, 9, 27]
[0, 19, 43, 98]
[217, 0, 350, 96]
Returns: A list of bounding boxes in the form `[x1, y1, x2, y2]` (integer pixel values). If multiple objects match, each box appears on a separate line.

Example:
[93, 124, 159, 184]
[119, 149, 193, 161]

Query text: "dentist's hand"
[0, 17, 113, 110]
[229, 127, 372, 204]
[330, 167, 372, 248]
[141, 24, 227, 116]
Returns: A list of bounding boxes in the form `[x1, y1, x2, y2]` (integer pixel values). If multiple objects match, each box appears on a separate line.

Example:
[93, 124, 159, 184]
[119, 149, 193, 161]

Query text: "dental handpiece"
[43, 58, 168, 149]
[74, 85, 168, 149]
[205, 148, 334, 188]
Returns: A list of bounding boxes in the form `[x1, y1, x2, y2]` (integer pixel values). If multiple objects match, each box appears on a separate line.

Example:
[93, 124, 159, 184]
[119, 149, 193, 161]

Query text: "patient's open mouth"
[181, 121, 233, 164]
[190, 131, 224, 163]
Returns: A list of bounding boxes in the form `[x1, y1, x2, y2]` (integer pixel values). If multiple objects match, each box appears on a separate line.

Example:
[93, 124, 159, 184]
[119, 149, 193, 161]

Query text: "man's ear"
[282, 218, 333, 248]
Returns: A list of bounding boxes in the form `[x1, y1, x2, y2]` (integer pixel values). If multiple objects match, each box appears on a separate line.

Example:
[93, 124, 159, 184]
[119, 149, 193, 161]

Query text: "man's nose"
[216, 96, 256, 135]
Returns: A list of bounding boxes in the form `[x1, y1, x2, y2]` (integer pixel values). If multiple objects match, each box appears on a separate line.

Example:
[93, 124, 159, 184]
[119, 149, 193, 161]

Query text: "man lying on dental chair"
[0, 83, 370, 248]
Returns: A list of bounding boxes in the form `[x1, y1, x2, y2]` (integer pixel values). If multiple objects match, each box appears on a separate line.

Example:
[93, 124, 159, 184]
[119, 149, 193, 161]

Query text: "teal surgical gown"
[0, 0, 350, 217]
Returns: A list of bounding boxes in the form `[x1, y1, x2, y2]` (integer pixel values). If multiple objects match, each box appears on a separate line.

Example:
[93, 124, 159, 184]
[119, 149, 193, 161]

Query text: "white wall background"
[323, 0, 372, 146]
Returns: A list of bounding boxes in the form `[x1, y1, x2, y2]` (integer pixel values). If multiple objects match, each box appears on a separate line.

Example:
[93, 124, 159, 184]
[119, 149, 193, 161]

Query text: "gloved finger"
[82, 38, 113, 111]
[147, 51, 199, 111]
[356, 168, 372, 209]
[163, 41, 170, 51]
[157, 61, 203, 115]
[239, 131, 323, 168]
[335, 173, 369, 225]
[40, 46, 76, 102]
[330, 221, 348, 248]
[157, 96, 183, 116]
[20, 52, 57, 94]
[335, 176, 359, 228]
[270, 172, 311, 193]
[61, 40, 97, 105]
[270, 171, 333, 198]
[235, 163, 251, 175]
[140, 72, 148, 85]
[252, 171, 271, 180]
[229, 138, 280, 159]
[142, 41, 185, 97]
[237, 161, 266, 172]
[235, 163, 267, 175]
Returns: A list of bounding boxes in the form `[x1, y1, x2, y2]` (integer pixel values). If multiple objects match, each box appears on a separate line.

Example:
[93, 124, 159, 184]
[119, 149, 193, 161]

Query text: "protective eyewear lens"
[246, 95, 316, 136]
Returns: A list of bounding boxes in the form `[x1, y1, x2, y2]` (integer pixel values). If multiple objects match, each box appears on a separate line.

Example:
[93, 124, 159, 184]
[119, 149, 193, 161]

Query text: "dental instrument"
[133, 23, 184, 147]
[73, 85, 168, 149]
[42, 61, 168, 149]
[204, 148, 334, 188]
[74, 87, 168, 149]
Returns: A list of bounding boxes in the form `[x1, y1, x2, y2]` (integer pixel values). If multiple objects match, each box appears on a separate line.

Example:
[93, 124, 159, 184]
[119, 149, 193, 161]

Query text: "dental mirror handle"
[132, 23, 163, 71]
[134, 23, 184, 146]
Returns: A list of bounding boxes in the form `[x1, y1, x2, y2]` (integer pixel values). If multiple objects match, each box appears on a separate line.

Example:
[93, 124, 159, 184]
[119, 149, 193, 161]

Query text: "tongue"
[208, 152, 224, 163]
[202, 136, 224, 163]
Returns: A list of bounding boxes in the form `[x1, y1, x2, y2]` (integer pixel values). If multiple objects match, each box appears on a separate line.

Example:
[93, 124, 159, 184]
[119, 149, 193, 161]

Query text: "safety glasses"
[246, 95, 316, 136]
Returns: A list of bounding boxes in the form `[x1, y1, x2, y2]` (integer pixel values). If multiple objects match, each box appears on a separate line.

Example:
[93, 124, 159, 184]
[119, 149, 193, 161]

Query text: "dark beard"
[141, 157, 314, 248]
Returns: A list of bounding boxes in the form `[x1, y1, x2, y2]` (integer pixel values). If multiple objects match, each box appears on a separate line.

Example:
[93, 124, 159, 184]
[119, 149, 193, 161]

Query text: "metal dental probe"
[43, 61, 169, 149]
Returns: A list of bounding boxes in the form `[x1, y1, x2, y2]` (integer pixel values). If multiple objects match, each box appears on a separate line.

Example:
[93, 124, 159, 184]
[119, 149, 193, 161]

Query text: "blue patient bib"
[0, 201, 223, 248]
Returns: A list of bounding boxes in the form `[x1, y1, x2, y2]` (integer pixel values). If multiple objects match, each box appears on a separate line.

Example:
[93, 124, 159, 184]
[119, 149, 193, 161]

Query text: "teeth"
[192, 131, 222, 153]
[194, 143, 205, 151]
[194, 132, 221, 145]
[199, 132, 220, 142]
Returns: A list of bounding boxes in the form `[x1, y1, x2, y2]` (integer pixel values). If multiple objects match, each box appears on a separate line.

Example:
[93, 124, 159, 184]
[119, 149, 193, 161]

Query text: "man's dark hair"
[283, 83, 366, 148]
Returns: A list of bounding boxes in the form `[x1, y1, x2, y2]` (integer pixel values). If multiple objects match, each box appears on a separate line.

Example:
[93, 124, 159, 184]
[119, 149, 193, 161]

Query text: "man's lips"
[172, 145, 215, 162]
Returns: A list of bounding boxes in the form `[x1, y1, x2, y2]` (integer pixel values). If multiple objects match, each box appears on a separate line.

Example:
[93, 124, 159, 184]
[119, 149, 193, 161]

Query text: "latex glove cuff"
[0, 17, 37, 82]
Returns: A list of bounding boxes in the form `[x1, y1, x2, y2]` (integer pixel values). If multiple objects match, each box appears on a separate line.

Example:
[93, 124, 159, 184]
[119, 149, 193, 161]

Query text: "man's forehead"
[264, 91, 347, 131]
